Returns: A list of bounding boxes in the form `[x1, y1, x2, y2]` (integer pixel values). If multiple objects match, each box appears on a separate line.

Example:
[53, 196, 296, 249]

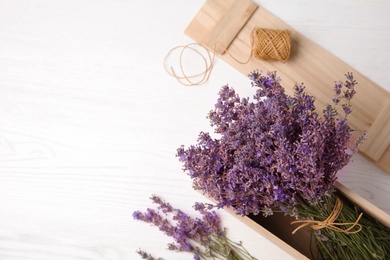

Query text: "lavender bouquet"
[177, 71, 390, 259]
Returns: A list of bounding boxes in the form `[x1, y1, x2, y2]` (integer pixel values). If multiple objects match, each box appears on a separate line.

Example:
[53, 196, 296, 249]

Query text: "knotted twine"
[290, 197, 363, 235]
[163, 27, 291, 86]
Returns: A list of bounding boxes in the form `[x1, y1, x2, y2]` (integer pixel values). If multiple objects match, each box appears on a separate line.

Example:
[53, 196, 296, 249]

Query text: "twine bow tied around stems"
[291, 197, 363, 235]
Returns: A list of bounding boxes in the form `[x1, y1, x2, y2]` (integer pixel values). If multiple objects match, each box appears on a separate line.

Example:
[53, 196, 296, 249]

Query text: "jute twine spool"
[251, 28, 291, 62]
[164, 27, 292, 86]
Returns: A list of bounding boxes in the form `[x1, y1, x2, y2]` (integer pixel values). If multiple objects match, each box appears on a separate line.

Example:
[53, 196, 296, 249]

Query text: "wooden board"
[185, 0, 390, 174]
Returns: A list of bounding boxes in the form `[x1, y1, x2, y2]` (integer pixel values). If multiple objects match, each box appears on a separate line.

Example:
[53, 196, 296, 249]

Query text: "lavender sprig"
[293, 192, 390, 260]
[133, 195, 257, 260]
[177, 71, 361, 217]
[136, 249, 163, 260]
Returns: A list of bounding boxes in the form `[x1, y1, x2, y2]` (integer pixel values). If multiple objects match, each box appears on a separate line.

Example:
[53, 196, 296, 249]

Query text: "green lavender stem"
[293, 192, 390, 260]
[195, 233, 257, 260]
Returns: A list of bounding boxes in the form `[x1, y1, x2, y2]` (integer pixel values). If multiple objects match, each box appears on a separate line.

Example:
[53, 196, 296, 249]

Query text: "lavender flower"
[177, 71, 362, 216]
[136, 249, 163, 260]
[133, 195, 257, 259]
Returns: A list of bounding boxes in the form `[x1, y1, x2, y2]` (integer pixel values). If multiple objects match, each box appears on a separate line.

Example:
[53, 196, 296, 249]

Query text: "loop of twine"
[290, 197, 363, 235]
[163, 27, 291, 86]
[163, 43, 215, 86]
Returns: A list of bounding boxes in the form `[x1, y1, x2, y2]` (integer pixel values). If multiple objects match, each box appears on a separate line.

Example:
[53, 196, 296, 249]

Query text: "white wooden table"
[1, 0, 389, 259]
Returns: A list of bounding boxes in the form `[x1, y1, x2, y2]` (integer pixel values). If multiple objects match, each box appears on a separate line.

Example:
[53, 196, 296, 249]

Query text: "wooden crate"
[185, 1, 390, 258]
[185, 0, 390, 174]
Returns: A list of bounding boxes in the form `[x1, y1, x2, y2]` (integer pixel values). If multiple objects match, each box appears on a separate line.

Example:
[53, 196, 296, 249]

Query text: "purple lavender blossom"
[177, 71, 361, 216]
[133, 195, 257, 259]
[136, 249, 163, 260]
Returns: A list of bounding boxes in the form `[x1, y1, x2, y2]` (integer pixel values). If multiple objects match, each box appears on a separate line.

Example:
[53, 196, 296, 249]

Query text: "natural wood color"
[185, 0, 390, 174]
[185, 0, 257, 54]
[249, 212, 315, 259]
[359, 101, 390, 161]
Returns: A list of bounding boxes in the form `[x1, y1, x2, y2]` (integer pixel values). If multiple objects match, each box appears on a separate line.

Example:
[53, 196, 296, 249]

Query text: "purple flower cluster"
[136, 249, 163, 260]
[133, 195, 222, 256]
[133, 195, 257, 259]
[177, 71, 362, 216]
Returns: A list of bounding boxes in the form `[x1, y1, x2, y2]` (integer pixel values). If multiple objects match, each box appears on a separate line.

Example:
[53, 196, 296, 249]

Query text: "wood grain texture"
[199, 0, 257, 54]
[359, 101, 390, 161]
[0, 0, 389, 259]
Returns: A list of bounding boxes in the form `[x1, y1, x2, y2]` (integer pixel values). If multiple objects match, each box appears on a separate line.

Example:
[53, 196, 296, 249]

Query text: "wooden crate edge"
[335, 181, 390, 227]
[222, 204, 309, 259]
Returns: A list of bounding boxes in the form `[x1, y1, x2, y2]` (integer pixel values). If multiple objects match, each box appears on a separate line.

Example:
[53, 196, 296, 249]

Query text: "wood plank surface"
[203, 0, 257, 54]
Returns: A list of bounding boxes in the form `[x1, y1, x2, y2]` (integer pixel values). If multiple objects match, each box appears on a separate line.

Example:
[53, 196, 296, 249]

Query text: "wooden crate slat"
[359, 101, 390, 161]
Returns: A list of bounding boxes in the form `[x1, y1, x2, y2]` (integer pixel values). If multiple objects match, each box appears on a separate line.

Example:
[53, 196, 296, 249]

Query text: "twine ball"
[252, 28, 291, 62]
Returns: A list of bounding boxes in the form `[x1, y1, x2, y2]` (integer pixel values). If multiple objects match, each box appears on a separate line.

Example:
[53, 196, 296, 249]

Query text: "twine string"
[163, 27, 291, 86]
[291, 197, 363, 235]
[163, 43, 215, 86]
